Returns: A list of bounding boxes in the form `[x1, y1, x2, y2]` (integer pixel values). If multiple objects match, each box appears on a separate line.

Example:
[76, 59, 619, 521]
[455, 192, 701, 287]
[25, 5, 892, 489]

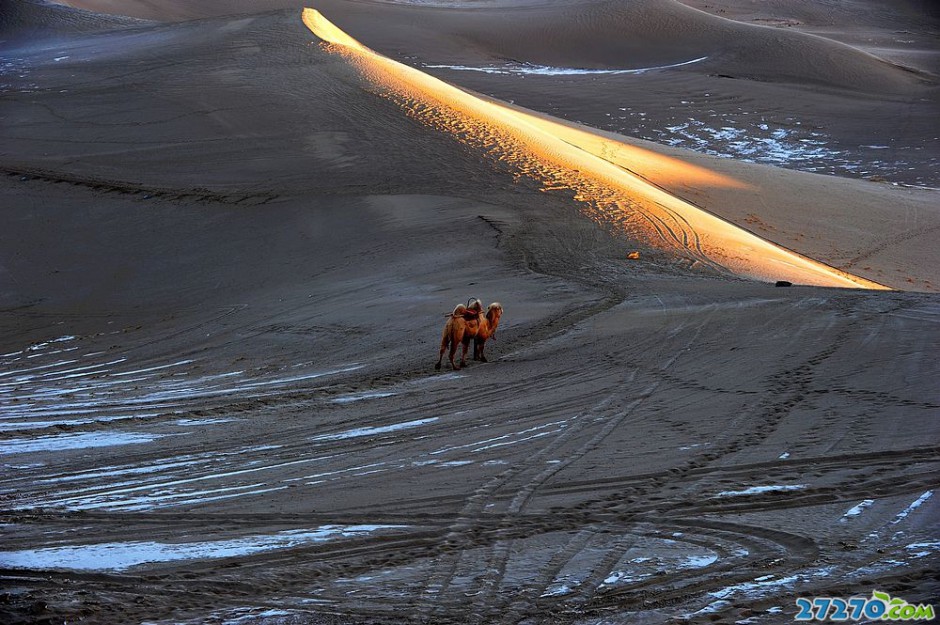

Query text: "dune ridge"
[303, 8, 888, 290]
[52, 0, 929, 92]
[0, 0, 146, 39]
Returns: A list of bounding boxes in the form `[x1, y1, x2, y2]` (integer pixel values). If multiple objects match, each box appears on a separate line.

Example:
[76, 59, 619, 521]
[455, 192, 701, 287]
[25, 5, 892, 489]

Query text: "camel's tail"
[440, 311, 461, 350]
[440, 334, 450, 351]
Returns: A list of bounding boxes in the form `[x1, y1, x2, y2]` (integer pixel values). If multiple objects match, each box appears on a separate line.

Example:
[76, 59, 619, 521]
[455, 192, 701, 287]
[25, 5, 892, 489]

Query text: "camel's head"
[486, 302, 503, 322]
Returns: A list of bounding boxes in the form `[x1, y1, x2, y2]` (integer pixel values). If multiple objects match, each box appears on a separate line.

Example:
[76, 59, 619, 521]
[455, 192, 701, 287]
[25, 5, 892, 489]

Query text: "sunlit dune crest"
[302, 8, 888, 290]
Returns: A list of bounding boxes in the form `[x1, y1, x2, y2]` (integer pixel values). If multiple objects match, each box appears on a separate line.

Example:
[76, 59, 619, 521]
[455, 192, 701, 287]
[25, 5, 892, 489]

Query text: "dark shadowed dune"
[55, 0, 935, 92]
[677, 0, 940, 75]
[0, 0, 145, 41]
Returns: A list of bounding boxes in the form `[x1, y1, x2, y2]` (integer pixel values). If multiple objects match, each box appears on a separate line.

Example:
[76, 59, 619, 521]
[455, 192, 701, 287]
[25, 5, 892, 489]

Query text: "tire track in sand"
[457, 311, 717, 623]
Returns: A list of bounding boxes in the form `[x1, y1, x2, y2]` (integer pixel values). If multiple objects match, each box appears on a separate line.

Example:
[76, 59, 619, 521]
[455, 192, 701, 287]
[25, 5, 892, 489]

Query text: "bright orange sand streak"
[303, 8, 888, 290]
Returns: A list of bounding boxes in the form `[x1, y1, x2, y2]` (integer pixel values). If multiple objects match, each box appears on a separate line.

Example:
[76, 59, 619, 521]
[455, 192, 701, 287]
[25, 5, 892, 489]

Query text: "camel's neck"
[480, 313, 500, 338]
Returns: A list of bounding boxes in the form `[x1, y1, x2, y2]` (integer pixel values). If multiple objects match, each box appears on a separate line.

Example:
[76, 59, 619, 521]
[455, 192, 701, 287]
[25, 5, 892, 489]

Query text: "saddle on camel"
[457, 299, 484, 321]
[435, 298, 503, 370]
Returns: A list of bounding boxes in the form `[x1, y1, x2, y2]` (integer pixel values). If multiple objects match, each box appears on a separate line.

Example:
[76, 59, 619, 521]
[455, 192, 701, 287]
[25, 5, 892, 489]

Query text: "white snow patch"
[216, 608, 296, 625]
[690, 600, 732, 617]
[424, 56, 708, 76]
[174, 418, 235, 426]
[841, 499, 874, 521]
[0, 412, 160, 432]
[708, 566, 835, 601]
[27, 336, 76, 352]
[332, 391, 397, 404]
[905, 541, 940, 558]
[602, 571, 650, 586]
[240, 365, 364, 388]
[38, 457, 206, 483]
[891, 490, 933, 524]
[76, 483, 291, 512]
[310, 417, 438, 442]
[0, 431, 173, 454]
[471, 429, 560, 452]
[541, 583, 574, 597]
[680, 554, 718, 569]
[430, 419, 570, 456]
[0, 525, 406, 571]
[438, 460, 473, 467]
[109, 360, 193, 377]
[716, 484, 806, 497]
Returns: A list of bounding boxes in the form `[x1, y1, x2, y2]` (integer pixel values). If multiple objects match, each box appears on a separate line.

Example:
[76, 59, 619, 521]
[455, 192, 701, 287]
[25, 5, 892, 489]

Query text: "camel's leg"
[476, 338, 488, 363]
[450, 327, 464, 370]
[449, 341, 460, 370]
[459, 336, 472, 368]
[436, 339, 446, 370]
[436, 327, 450, 370]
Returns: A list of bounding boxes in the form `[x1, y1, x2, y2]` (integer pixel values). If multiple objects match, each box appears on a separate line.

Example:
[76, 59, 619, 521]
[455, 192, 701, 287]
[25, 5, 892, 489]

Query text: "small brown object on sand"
[435, 302, 502, 370]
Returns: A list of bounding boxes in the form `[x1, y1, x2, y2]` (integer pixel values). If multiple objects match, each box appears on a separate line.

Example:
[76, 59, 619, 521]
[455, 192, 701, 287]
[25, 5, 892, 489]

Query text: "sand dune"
[290, 0, 930, 96]
[1, 1, 938, 624]
[49, 0, 940, 188]
[677, 0, 940, 74]
[0, 0, 144, 39]
[304, 8, 887, 289]
[52, 0, 936, 89]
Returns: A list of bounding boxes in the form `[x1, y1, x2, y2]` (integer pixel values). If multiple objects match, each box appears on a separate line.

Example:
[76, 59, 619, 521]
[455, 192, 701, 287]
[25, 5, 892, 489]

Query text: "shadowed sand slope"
[0, 0, 146, 39]
[52, 0, 935, 88]
[677, 0, 940, 74]
[1, 2, 938, 625]
[330, 0, 927, 93]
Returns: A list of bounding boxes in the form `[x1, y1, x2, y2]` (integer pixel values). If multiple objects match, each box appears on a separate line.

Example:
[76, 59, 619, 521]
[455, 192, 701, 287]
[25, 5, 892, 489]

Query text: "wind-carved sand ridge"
[302, 8, 888, 291]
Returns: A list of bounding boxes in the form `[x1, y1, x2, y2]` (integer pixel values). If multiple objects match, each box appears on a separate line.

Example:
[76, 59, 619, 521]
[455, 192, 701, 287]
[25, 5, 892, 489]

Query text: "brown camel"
[435, 299, 486, 370]
[472, 302, 503, 363]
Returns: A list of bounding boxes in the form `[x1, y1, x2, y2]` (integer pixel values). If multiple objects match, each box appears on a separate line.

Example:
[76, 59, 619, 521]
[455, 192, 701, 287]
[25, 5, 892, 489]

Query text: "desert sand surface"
[1, 1, 938, 624]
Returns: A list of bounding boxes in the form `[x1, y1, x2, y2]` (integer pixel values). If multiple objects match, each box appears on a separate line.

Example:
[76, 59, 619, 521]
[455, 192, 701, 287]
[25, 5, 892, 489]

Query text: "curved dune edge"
[302, 8, 889, 291]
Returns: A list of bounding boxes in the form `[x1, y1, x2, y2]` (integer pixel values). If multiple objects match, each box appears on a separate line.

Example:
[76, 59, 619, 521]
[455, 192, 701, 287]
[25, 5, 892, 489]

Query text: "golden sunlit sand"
[303, 8, 887, 290]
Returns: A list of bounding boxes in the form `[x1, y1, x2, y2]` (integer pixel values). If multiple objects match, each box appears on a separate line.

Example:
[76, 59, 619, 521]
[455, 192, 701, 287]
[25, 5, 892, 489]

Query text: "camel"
[472, 302, 503, 363]
[435, 300, 503, 370]
[435, 299, 483, 371]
